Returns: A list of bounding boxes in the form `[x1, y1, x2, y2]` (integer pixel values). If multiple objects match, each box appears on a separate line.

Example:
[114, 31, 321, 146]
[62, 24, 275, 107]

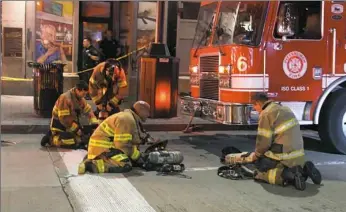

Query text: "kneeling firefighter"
[89, 58, 128, 121]
[78, 101, 151, 174]
[41, 81, 99, 149]
[219, 93, 322, 191]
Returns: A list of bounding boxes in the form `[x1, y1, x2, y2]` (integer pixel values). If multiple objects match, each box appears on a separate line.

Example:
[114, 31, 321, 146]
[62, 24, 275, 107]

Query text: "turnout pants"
[78, 149, 132, 174]
[94, 104, 120, 119]
[230, 154, 301, 186]
[51, 130, 82, 149]
[254, 161, 285, 185]
[253, 156, 304, 186]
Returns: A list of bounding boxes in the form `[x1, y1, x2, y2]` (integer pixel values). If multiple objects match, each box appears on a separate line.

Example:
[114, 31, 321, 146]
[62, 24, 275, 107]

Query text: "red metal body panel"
[189, 1, 346, 120]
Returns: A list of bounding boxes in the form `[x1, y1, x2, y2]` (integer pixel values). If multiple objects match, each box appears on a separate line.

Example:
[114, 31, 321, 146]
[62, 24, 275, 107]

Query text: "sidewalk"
[1, 134, 74, 212]
[1, 95, 256, 133]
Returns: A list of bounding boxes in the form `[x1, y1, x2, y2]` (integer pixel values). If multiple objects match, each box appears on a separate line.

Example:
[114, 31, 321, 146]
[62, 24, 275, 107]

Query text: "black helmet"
[104, 58, 122, 75]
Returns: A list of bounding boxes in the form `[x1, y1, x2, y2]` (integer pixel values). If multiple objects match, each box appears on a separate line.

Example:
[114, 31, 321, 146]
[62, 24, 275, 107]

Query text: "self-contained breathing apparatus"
[138, 139, 185, 174]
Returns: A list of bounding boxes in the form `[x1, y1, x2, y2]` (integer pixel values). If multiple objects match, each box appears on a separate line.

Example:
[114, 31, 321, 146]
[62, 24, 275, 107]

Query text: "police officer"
[78, 101, 150, 174]
[222, 93, 322, 190]
[89, 58, 128, 120]
[41, 80, 99, 149]
[79, 37, 103, 86]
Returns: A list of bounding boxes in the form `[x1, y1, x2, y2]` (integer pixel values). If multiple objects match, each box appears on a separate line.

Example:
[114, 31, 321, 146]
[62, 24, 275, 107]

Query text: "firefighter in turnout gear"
[78, 101, 151, 174]
[42, 81, 99, 149]
[89, 58, 128, 120]
[221, 93, 322, 190]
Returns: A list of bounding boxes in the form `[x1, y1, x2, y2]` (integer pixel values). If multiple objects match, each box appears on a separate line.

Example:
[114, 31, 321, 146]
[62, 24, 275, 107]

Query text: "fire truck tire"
[318, 88, 346, 154]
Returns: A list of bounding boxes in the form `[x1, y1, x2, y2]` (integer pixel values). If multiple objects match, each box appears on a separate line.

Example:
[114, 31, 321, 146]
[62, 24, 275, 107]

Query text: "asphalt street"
[2, 131, 346, 212]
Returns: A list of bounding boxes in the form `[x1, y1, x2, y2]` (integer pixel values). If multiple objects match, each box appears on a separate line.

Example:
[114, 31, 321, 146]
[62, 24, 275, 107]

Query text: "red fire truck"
[180, 1, 346, 154]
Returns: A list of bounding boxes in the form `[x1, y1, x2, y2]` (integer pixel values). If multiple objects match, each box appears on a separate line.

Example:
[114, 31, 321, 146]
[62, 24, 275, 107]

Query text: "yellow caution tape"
[1, 45, 148, 81]
[77, 45, 148, 74]
[1, 76, 33, 81]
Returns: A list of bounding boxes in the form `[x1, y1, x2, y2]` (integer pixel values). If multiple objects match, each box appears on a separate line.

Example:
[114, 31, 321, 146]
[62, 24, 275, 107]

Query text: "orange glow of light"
[36, 1, 43, 11]
[155, 81, 171, 111]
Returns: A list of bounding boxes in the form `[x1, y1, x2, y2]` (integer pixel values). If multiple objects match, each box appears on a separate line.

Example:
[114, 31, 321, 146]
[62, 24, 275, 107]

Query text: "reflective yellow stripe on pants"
[95, 159, 105, 173]
[130, 147, 140, 160]
[61, 138, 75, 145]
[111, 154, 129, 162]
[264, 149, 305, 161]
[268, 168, 278, 184]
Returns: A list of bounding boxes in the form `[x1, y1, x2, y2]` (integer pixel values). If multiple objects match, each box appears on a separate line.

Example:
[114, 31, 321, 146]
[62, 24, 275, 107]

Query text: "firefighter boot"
[40, 131, 52, 147]
[303, 161, 322, 185]
[282, 166, 306, 191]
[78, 162, 86, 174]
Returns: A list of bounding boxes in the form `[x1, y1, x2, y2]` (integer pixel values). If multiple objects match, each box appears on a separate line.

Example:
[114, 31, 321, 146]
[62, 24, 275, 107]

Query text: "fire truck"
[180, 1, 346, 154]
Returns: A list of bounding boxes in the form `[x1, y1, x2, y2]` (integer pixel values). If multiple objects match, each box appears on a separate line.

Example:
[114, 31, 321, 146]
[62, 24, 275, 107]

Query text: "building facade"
[1, 1, 200, 96]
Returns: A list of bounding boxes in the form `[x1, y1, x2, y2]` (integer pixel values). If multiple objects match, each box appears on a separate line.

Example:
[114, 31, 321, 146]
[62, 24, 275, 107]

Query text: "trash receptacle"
[28, 62, 65, 118]
[138, 43, 180, 118]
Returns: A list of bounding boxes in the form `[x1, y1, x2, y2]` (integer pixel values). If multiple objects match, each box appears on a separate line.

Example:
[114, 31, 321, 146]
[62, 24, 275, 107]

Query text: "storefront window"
[137, 2, 157, 48]
[35, 0, 74, 72]
[82, 22, 108, 49]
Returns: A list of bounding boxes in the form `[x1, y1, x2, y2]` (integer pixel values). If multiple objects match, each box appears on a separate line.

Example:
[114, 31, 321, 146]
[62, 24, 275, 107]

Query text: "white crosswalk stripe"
[59, 150, 156, 212]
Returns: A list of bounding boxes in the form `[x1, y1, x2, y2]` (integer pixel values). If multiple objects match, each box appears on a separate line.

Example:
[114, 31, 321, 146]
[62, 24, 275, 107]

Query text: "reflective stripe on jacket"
[50, 88, 97, 133]
[255, 100, 305, 167]
[87, 109, 142, 161]
[88, 62, 128, 105]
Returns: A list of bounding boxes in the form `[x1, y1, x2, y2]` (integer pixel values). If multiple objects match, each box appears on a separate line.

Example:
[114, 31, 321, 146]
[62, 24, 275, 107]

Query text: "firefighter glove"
[241, 152, 252, 158]
[76, 129, 83, 136]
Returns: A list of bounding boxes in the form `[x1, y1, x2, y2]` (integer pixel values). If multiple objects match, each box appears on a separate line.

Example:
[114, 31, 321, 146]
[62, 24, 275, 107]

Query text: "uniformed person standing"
[78, 37, 103, 85]
[41, 81, 99, 149]
[89, 58, 128, 119]
[222, 93, 322, 190]
[78, 101, 150, 174]
[99, 30, 121, 59]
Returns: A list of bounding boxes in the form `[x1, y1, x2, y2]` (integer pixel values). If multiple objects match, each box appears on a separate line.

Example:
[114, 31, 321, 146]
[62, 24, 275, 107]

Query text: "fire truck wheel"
[318, 88, 346, 154]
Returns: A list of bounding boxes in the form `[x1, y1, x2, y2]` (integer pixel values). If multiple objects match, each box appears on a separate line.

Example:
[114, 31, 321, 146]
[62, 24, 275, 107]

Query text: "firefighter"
[41, 80, 99, 149]
[88, 58, 128, 120]
[78, 100, 151, 174]
[222, 93, 322, 190]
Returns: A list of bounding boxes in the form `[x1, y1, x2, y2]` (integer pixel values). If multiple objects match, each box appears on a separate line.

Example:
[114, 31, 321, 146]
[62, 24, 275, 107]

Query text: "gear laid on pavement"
[217, 165, 254, 180]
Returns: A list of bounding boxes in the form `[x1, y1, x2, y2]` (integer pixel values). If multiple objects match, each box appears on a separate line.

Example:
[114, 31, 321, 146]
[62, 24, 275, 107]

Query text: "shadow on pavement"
[177, 133, 345, 184]
[258, 181, 321, 197]
[123, 169, 145, 178]
[178, 133, 340, 156]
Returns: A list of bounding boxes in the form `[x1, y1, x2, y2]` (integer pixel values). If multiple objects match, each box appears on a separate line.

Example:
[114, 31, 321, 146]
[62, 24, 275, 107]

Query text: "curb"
[0, 124, 259, 134]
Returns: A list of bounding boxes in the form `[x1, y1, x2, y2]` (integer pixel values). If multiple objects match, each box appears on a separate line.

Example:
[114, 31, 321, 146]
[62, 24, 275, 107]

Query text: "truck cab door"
[265, 1, 326, 102]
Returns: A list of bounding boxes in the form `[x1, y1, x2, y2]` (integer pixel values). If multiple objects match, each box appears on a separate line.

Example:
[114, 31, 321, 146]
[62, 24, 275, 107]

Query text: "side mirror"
[276, 3, 297, 38]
